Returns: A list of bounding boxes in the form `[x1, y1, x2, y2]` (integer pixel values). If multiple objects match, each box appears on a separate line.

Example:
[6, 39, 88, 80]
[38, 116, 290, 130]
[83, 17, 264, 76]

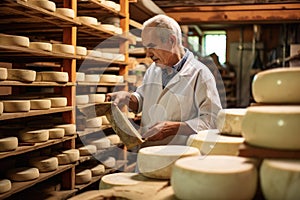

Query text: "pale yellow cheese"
[76, 72, 85, 82]
[76, 95, 89, 105]
[85, 74, 100, 82]
[76, 46, 87, 56]
[99, 172, 140, 190]
[52, 44, 75, 54]
[87, 50, 102, 58]
[55, 8, 75, 18]
[242, 106, 300, 150]
[88, 94, 105, 103]
[75, 169, 92, 185]
[56, 149, 79, 165]
[36, 71, 69, 83]
[260, 159, 300, 200]
[86, 117, 102, 128]
[6, 167, 39, 181]
[91, 137, 110, 149]
[30, 99, 51, 110]
[29, 42, 52, 51]
[48, 128, 65, 139]
[79, 145, 97, 156]
[102, 156, 116, 168]
[106, 134, 120, 145]
[0, 137, 18, 152]
[101, 115, 110, 125]
[0, 34, 30, 47]
[28, 0, 56, 12]
[100, 74, 116, 83]
[19, 129, 49, 143]
[0, 68, 7, 80]
[0, 102, 3, 115]
[101, 24, 116, 32]
[137, 145, 200, 179]
[48, 97, 67, 108]
[3, 100, 30, 112]
[55, 124, 76, 135]
[91, 164, 105, 176]
[7, 69, 36, 82]
[29, 156, 58, 172]
[171, 156, 257, 200]
[0, 179, 11, 194]
[76, 16, 98, 25]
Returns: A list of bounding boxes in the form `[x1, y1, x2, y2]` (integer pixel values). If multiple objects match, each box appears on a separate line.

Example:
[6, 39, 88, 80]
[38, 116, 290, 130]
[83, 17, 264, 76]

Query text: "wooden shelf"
[0, 164, 74, 199]
[77, 82, 126, 87]
[0, 81, 74, 87]
[0, 136, 76, 160]
[79, 56, 127, 65]
[0, 106, 73, 121]
[77, 126, 112, 137]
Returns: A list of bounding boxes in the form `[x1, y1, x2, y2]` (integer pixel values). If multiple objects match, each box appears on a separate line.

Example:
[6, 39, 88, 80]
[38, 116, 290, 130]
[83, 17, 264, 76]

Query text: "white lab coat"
[133, 51, 222, 145]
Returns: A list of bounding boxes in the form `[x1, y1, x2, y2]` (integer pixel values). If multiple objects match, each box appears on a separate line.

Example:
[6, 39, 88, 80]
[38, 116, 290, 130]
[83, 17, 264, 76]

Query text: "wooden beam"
[165, 3, 300, 24]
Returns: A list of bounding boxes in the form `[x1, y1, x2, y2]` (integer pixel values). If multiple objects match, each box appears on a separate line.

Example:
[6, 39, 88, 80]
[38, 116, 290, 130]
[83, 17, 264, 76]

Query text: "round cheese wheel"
[3, 100, 30, 112]
[28, 0, 56, 12]
[52, 44, 75, 54]
[102, 156, 116, 168]
[86, 117, 102, 128]
[217, 108, 247, 136]
[106, 134, 120, 145]
[187, 130, 244, 156]
[0, 102, 3, 115]
[100, 74, 116, 83]
[114, 27, 123, 35]
[55, 124, 76, 135]
[76, 72, 85, 82]
[6, 167, 39, 182]
[85, 74, 100, 82]
[87, 50, 102, 58]
[76, 46, 87, 56]
[79, 145, 97, 156]
[101, 115, 110, 125]
[100, 52, 114, 60]
[137, 145, 200, 179]
[57, 149, 80, 165]
[0, 68, 8, 80]
[30, 99, 51, 110]
[19, 129, 49, 143]
[88, 94, 105, 103]
[260, 159, 300, 200]
[48, 97, 67, 108]
[76, 95, 89, 105]
[0, 179, 11, 194]
[0, 137, 18, 152]
[101, 24, 116, 32]
[55, 8, 75, 19]
[100, 172, 140, 190]
[171, 156, 257, 200]
[76, 16, 98, 25]
[91, 137, 110, 149]
[91, 164, 105, 176]
[242, 106, 300, 150]
[0, 34, 30, 47]
[75, 169, 92, 185]
[115, 75, 124, 83]
[36, 71, 69, 83]
[252, 68, 300, 103]
[29, 42, 52, 51]
[48, 128, 65, 139]
[7, 69, 36, 82]
[29, 156, 58, 172]
[103, 1, 117, 9]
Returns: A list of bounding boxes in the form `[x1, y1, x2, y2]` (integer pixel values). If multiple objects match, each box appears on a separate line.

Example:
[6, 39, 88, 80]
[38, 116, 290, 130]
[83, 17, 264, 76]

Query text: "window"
[202, 31, 227, 64]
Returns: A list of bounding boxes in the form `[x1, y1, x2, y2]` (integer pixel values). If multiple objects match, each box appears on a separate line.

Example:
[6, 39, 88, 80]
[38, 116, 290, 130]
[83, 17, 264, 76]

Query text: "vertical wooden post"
[119, 0, 129, 76]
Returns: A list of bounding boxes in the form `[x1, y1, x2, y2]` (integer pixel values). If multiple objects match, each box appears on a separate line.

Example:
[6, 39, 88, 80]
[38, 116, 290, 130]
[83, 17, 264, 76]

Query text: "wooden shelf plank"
[0, 106, 73, 121]
[0, 164, 75, 199]
[78, 56, 127, 65]
[0, 136, 76, 160]
[0, 81, 74, 87]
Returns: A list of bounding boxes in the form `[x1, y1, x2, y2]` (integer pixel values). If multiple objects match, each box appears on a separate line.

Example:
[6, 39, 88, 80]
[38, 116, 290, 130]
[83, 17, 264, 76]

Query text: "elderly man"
[107, 14, 222, 146]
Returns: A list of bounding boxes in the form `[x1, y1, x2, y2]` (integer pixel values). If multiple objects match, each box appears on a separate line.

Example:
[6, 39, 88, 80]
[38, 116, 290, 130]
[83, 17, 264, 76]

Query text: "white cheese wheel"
[99, 172, 140, 189]
[91, 164, 105, 176]
[3, 100, 30, 112]
[29, 42, 52, 51]
[106, 134, 120, 145]
[171, 156, 257, 200]
[252, 68, 300, 103]
[115, 75, 124, 83]
[86, 117, 102, 128]
[79, 145, 97, 156]
[28, 0, 56, 12]
[87, 50, 102, 58]
[48, 97, 67, 108]
[0, 179, 11, 194]
[112, 53, 125, 62]
[29, 156, 58, 172]
[101, 24, 116, 32]
[100, 74, 116, 83]
[76, 72, 85, 82]
[57, 149, 80, 165]
[186, 130, 244, 156]
[103, 1, 117, 9]
[76, 95, 89, 105]
[36, 71, 69, 83]
[76, 16, 98, 25]
[260, 159, 300, 200]
[91, 137, 110, 149]
[137, 145, 200, 179]
[242, 106, 300, 150]
[0, 137, 18, 152]
[52, 44, 75, 54]
[101, 115, 110, 125]
[55, 8, 75, 19]
[7, 69, 36, 82]
[19, 129, 49, 143]
[100, 52, 114, 60]
[76, 46, 87, 56]
[30, 99, 51, 110]
[88, 94, 105, 103]
[48, 128, 65, 139]
[0, 68, 8, 80]
[75, 169, 92, 185]
[0, 34, 30, 47]
[0, 102, 3, 115]
[6, 167, 39, 182]
[102, 156, 116, 168]
[217, 108, 247, 136]
[114, 27, 123, 35]
[55, 124, 76, 135]
[85, 74, 100, 82]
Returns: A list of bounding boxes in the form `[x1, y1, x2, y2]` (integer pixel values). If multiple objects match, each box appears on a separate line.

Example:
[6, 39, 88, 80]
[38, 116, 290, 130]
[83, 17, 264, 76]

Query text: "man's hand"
[142, 121, 180, 141]
[106, 91, 131, 106]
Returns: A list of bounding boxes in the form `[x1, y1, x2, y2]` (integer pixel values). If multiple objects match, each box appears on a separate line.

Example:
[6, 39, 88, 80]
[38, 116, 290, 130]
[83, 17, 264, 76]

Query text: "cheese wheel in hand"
[29, 156, 58, 172]
[0, 137, 18, 152]
[0, 179, 11, 194]
[137, 145, 200, 179]
[6, 167, 39, 181]
[171, 156, 257, 200]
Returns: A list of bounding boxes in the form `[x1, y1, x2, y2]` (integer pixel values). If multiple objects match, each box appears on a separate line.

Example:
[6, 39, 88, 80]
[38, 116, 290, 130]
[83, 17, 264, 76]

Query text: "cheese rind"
[102, 156, 116, 168]
[36, 71, 69, 83]
[7, 69, 36, 82]
[0, 179, 11, 194]
[76, 95, 89, 105]
[91, 164, 105, 176]
[79, 145, 97, 156]
[28, 0, 56, 12]
[29, 42, 52, 51]
[29, 156, 58, 172]
[55, 124, 76, 135]
[76, 46, 87, 56]
[76, 16, 98, 25]
[0, 34, 30, 47]
[99, 172, 140, 190]
[48, 97, 67, 108]
[100, 74, 116, 83]
[0, 137, 18, 152]
[55, 8, 75, 18]
[91, 137, 110, 149]
[3, 100, 30, 112]
[84, 74, 100, 82]
[0, 102, 3, 115]
[19, 129, 49, 143]
[30, 99, 51, 110]
[106, 134, 120, 145]
[76, 72, 85, 82]
[57, 149, 80, 165]
[0, 68, 8, 80]
[48, 128, 65, 139]
[88, 94, 105, 103]
[86, 117, 102, 128]
[52, 44, 75, 54]
[6, 167, 39, 181]
[75, 169, 92, 185]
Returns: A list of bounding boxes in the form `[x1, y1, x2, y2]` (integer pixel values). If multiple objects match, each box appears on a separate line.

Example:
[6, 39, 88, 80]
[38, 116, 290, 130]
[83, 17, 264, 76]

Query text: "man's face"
[142, 28, 174, 68]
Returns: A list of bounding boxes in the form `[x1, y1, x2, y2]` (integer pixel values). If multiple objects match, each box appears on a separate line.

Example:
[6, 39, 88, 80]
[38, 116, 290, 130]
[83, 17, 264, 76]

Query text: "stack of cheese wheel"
[27, 0, 56, 12]
[0, 137, 18, 152]
[0, 179, 11, 194]
[30, 99, 51, 110]
[19, 129, 49, 143]
[186, 129, 244, 156]
[48, 97, 67, 108]
[29, 42, 52, 51]
[0, 67, 7, 80]
[7, 69, 36, 82]
[91, 164, 105, 176]
[75, 169, 92, 185]
[3, 100, 30, 112]
[29, 156, 58, 172]
[36, 71, 69, 83]
[55, 124, 76, 135]
[56, 149, 80, 165]
[55, 8, 75, 19]
[171, 155, 257, 200]
[0, 34, 30, 47]
[137, 145, 200, 179]
[6, 167, 40, 182]
[78, 145, 97, 156]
